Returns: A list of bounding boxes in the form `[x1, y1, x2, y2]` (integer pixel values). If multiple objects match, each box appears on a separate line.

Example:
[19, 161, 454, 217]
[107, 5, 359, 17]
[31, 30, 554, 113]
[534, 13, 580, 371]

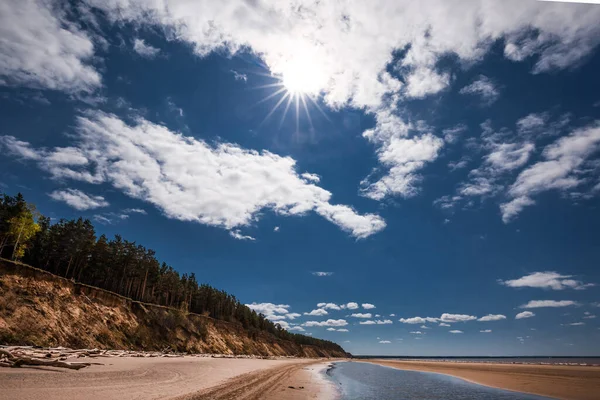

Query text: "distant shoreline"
[360, 359, 600, 400]
[352, 356, 600, 367]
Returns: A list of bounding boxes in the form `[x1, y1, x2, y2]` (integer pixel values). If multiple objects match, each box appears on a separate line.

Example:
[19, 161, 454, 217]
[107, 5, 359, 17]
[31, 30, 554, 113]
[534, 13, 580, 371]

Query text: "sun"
[279, 56, 326, 96]
[256, 55, 330, 131]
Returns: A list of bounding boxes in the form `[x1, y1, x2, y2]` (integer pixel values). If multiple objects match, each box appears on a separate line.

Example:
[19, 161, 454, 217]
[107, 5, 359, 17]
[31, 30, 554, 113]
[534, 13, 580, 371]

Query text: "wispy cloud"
[312, 272, 334, 277]
[48, 188, 108, 210]
[459, 75, 500, 105]
[501, 122, 600, 222]
[351, 313, 372, 318]
[449, 330, 464, 334]
[500, 272, 595, 290]
[132, 38, 160, 58]
[304, 309, 328, 316]
[0, 111, 385, 239]
[229, 230, 255, 241]
[515, 311, 535, 319]
[519, 300, 578, 309]
[303, 319, 348, 327]
[477, 314, 506, 322]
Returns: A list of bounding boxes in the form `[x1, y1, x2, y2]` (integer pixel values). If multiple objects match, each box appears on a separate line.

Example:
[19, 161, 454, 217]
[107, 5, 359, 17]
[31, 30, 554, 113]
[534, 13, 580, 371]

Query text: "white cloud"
[515, 311, 535, 319]
[520, 300, 579, 308]
[517, 113, 548, 137]
[246, 302, 290, 316]
[123, 208, 147, 215]
[301, 173, 321, 183]
[133, 38, 160, 58]
[361, 112, 444, 200]
[231, 70, 247, 82]
[459, 75, 500, 105]
[399, 317, 439, 324]
[345, 302, 359, 310]
[449, 158, 470, 172]
[439, 323, 451, 327]
[379, 340, 392, 344]
[303, 319, 348, 327]
[351, 313, 372, 318]
[362, 303, 376, 309]
[229, 230, 255, 241]
[420, 325, 430, 329]
[410, 331, 423, 334]
[405, 68, 450, 98]
[286, 313, 301, 320]
[312, 272, 334, 277]
[389, 313, 396, 317]
[317, 303, 341, 310]
[86, 0, 600, 111]
[502, 122, 600, 222]
[0, 0, 101, 93]
[48, 189, 109, 210]
[288, 326, 305, 332]
[443, 124, 467, 144]
[336, 329, 349, 332]
[326, 328, 336, 331]
[480, 329, 492, 333]
[500, 271, 595, 290]
[273, 226, 280, 232]
[477, 314, 506, 322]
[449, 330, 463, 334]
[0, 111, 385, 239]
[304, 309, 328, 316]
[566, 322, 585, 326]
[440, 313, 477, 323]
[360, 319, 393, 325]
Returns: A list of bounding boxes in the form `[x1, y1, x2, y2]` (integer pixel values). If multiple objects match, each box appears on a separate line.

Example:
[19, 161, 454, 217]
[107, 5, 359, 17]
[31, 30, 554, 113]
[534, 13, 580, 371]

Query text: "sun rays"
[248, 54, 331, 132]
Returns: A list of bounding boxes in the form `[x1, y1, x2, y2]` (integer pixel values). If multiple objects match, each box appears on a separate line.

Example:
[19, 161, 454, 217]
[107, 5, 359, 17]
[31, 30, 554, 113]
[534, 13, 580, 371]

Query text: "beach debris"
[0, 348, 92, 370]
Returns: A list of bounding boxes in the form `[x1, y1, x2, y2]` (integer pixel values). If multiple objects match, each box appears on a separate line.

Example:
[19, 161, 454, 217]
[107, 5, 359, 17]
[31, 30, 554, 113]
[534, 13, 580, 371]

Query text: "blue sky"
[1, 0, 600, 356]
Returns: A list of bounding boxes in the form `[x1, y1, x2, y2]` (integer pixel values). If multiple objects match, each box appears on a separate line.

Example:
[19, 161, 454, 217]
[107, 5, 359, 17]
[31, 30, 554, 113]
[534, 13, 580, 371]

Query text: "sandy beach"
[362, 359, 600, 400]
[0, 356, 338, 400]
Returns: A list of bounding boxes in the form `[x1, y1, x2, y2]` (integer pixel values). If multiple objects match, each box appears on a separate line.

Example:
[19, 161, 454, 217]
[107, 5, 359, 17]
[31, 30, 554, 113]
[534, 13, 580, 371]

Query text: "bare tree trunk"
[10, 221, 25, 260]
[141, 268, 148, 301]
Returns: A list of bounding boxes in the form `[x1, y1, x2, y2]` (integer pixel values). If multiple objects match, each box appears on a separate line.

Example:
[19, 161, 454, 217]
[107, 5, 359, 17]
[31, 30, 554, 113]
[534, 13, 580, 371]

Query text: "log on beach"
[0, 348, 93, 370]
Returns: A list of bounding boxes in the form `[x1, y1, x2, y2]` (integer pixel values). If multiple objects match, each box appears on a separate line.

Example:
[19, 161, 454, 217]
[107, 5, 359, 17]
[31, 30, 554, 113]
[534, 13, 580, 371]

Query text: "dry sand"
[362, 359, 600, 400]
[0, 356, 338, 400]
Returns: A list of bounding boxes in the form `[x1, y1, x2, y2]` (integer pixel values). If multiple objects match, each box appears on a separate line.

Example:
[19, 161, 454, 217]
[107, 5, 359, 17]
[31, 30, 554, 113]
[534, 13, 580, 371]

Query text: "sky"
[1, 0, 600, 356]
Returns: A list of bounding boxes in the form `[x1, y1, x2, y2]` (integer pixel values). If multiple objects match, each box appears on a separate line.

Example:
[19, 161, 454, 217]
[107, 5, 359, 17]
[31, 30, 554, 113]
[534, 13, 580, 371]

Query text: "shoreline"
[360, 359, 600, 400]
[0, 354, 341, 400]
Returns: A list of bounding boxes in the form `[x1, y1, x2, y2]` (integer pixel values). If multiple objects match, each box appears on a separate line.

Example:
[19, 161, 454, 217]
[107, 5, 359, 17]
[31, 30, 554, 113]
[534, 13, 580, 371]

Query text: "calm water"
[325, 362, 553, 400]
[354, 356, 600, 366]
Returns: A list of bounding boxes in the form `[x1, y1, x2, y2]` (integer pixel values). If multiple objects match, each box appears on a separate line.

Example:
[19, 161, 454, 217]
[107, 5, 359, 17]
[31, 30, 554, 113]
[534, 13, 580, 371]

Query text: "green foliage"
[0, 192, 345, 354]
[0, 194, 40, 260]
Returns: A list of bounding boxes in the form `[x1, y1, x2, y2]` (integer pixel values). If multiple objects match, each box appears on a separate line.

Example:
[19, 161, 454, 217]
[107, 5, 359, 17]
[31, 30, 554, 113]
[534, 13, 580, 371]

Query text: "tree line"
[0, 192, 344, 353]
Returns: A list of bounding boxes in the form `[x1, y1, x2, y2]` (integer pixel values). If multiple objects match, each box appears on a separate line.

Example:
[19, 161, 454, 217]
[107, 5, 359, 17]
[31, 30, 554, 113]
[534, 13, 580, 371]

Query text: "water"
[325, 362, 553, 400]
[353, 356, 600, 366]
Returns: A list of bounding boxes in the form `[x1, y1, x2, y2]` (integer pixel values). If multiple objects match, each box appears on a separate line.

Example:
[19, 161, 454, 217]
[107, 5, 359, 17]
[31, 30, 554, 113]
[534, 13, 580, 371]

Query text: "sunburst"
[254, 55, 330, 132]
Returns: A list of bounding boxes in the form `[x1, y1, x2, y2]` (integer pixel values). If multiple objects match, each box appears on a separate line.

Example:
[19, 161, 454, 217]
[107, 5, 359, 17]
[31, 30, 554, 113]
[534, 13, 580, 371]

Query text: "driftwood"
[0, 348, 92, 370]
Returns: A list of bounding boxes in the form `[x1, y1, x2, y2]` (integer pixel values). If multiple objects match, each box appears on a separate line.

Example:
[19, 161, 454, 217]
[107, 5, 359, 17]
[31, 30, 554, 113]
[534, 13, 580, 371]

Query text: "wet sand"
[362, 359, 600, 400]
[0, 356, 337, 400]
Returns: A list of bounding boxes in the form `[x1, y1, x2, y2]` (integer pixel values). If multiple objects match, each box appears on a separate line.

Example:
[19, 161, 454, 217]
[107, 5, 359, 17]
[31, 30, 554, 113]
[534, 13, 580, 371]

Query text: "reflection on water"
[325, 362, 552, 400]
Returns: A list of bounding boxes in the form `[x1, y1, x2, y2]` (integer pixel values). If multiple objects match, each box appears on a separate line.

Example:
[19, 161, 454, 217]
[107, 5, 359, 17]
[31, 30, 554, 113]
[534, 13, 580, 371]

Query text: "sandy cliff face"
[0, 261, 347, 357]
